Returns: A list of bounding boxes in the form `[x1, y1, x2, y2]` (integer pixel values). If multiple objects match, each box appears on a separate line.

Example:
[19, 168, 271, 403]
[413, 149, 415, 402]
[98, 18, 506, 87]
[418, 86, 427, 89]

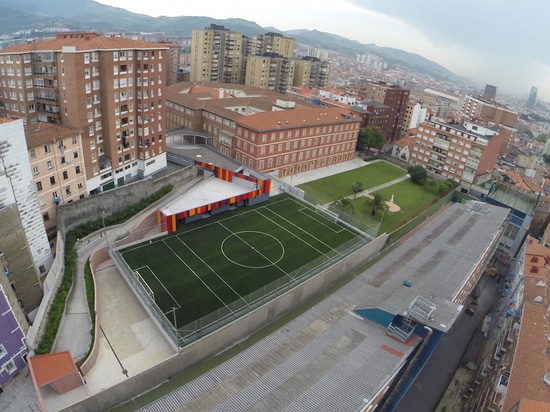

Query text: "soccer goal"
[134, 270, 155, 301]
[315, 204, 339, 223]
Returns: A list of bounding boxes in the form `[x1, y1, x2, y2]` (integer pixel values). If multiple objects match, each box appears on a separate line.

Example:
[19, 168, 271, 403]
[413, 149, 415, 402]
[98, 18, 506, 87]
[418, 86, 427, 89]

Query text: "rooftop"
[24, 122, 81, 148]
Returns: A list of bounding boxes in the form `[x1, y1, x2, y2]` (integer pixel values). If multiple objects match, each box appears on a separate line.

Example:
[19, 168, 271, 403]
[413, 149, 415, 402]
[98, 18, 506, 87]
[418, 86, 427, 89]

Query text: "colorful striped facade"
[159, 162, 271, 233]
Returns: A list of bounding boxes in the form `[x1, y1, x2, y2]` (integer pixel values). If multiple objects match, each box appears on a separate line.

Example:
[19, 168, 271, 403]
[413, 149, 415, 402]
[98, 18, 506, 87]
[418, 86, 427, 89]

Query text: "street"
[393, 274, 500, 412]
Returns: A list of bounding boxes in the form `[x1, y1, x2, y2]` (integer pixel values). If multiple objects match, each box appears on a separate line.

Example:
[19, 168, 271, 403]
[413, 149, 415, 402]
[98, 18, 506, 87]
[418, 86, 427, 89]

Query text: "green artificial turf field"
[118, 196, 363, 328]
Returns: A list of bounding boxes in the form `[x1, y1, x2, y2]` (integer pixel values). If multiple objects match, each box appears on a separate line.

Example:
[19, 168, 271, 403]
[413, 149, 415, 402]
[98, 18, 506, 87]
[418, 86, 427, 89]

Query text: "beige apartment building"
[25, 122, 87, 235]
[190, 25, 328, 90]
[293, 57, 330, 89]
[246, 32, 295, 58]
[0, 32, 178, 193]
[245, 55, 296, 93]
[190, 25, 247, 84]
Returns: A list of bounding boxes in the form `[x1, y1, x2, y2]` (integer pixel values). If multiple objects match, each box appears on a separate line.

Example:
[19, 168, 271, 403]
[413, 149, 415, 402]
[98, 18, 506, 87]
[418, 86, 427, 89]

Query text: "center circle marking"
[221, 231, 284, 268]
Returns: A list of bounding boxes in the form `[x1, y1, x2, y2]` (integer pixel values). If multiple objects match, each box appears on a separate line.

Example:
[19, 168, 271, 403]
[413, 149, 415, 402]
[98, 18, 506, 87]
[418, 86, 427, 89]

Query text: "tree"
[543, 153, 550, 164]
[365, 192, 387, 216]
[408, 165, 428, 185]
[357, 126, 385, 152]
[351, 181, 364, 199]
[331, 197, 354, 217]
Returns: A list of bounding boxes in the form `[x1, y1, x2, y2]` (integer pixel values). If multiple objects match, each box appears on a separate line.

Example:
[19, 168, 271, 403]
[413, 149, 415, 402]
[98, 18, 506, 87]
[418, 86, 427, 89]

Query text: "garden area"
[297, 161, 460, 236]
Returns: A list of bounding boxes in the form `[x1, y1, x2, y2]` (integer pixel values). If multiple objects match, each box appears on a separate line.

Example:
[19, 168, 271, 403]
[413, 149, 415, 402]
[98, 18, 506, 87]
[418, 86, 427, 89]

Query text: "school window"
[75, 165, 81, 174]
[50, 176, 55, 184]
[32, 166, 39, 174]
[30, 148, 36, 158]
[63, 171, 68, 180]
[36, 181, 43, 191]
[44, 144, 51, 153]
[47, 161, 53, 169]
[43, 212, 49, 221]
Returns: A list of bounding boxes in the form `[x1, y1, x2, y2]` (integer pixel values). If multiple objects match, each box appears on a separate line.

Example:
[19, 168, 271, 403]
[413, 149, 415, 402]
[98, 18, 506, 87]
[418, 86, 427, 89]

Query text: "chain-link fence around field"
[112, 222, 370, 349]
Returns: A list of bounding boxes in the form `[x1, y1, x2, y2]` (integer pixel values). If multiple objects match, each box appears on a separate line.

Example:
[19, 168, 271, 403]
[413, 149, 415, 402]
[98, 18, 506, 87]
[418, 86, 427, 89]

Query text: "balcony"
[99, 156, 112, 172]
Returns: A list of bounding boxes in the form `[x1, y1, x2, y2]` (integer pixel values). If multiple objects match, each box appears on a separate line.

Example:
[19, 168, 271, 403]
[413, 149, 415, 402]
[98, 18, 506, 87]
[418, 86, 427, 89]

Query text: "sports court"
[118, 196, 365, 331]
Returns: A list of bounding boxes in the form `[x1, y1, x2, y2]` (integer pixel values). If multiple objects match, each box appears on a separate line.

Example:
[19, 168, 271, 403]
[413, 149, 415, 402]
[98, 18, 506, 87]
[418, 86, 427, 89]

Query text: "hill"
[1, 0, 460, 82]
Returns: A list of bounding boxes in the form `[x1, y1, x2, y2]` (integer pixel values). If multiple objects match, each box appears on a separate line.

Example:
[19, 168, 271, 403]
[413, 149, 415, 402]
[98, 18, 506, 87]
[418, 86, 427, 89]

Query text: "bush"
[34, 185, 173, 354]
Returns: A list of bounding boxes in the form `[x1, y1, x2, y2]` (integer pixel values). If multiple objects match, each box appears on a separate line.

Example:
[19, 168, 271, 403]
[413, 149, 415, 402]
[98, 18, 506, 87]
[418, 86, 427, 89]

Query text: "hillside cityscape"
[0, 2, 550, 412]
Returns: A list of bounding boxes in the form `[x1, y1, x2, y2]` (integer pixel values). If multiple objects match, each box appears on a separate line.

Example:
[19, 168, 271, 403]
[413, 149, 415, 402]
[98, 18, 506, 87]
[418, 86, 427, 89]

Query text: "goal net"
[315, 204, 339, 223]
[134, 270, 155, 301]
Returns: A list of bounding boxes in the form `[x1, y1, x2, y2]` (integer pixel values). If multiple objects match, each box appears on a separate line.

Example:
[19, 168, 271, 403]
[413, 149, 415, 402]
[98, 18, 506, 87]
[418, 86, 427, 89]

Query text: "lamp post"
[172, 306, 178, 335]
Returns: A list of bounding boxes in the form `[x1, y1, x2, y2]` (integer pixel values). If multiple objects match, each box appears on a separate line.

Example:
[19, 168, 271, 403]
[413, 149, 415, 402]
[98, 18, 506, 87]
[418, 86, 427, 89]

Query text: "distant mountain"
[1, 0, 461, 83]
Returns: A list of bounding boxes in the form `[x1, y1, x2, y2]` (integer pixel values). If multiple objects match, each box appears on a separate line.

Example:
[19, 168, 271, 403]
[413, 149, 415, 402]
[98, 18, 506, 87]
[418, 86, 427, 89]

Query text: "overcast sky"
[96, 0, 549, 102]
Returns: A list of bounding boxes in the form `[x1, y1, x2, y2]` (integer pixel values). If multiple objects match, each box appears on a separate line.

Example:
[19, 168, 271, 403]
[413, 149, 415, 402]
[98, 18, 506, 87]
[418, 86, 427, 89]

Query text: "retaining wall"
[59, 166, 196, 231]
[26, 232, 65, 351]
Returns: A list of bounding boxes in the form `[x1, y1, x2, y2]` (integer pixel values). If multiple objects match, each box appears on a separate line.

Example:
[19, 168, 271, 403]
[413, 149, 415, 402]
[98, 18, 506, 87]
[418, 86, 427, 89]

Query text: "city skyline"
[95, 0, 549, 102]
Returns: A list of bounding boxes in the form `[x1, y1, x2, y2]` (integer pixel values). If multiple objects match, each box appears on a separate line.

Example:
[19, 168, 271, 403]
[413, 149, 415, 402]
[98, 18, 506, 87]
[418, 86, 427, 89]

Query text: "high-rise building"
[483, 84, 497, 100]
[293, 57, 330, 89]
[526, 86, 538, 109]
[0, 32, 175, 193]
[360, 81, 410, 141]
[245, 55, 296, 93]
[0, 118, 53, 315]
[190, 26, 329, 90]
[246, 32, 294, 58]
[190, 25, 246, 84]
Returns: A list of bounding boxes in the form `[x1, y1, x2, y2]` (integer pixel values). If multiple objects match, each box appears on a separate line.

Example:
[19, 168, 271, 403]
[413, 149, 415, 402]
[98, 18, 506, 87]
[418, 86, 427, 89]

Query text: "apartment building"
[25, 122, 87, 235]
[461, 94, 518, 156]
[190, 25, 329, 90]
[166, 82, 360, 177]
[190, 25, 246, 84]
[293, 57, 331, 89]
[463, 236, 550, 411]
[0, 283, 28, 391]
[356, 81, 410, 141]
[244, 55, 296, 93]
[246, 32, 295, 58]
[411, 120, 504, 186]
[0, 118, 52, 317]
[0, 32, 175, 193]
[350, 100, 392, 137]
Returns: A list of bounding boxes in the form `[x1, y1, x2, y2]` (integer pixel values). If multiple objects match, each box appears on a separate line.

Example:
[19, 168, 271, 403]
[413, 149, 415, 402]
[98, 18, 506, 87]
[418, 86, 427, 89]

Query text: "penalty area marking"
[221, 231, 285, 269]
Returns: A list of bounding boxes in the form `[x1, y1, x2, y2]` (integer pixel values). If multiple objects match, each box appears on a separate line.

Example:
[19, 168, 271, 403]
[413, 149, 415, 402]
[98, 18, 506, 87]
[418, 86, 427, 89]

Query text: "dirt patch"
[363, 194, 401, 212]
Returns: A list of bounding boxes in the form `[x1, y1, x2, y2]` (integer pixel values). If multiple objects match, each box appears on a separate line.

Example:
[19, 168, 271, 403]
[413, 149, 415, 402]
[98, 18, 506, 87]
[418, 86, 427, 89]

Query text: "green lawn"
[350, 178, 441, 234]
[297, 161, 407, 201]
[119, 196, 363, 328]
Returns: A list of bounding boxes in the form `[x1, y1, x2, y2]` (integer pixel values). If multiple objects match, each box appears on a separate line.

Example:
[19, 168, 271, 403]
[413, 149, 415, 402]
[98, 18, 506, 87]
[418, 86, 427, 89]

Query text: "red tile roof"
[1, 32, 169, 53]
